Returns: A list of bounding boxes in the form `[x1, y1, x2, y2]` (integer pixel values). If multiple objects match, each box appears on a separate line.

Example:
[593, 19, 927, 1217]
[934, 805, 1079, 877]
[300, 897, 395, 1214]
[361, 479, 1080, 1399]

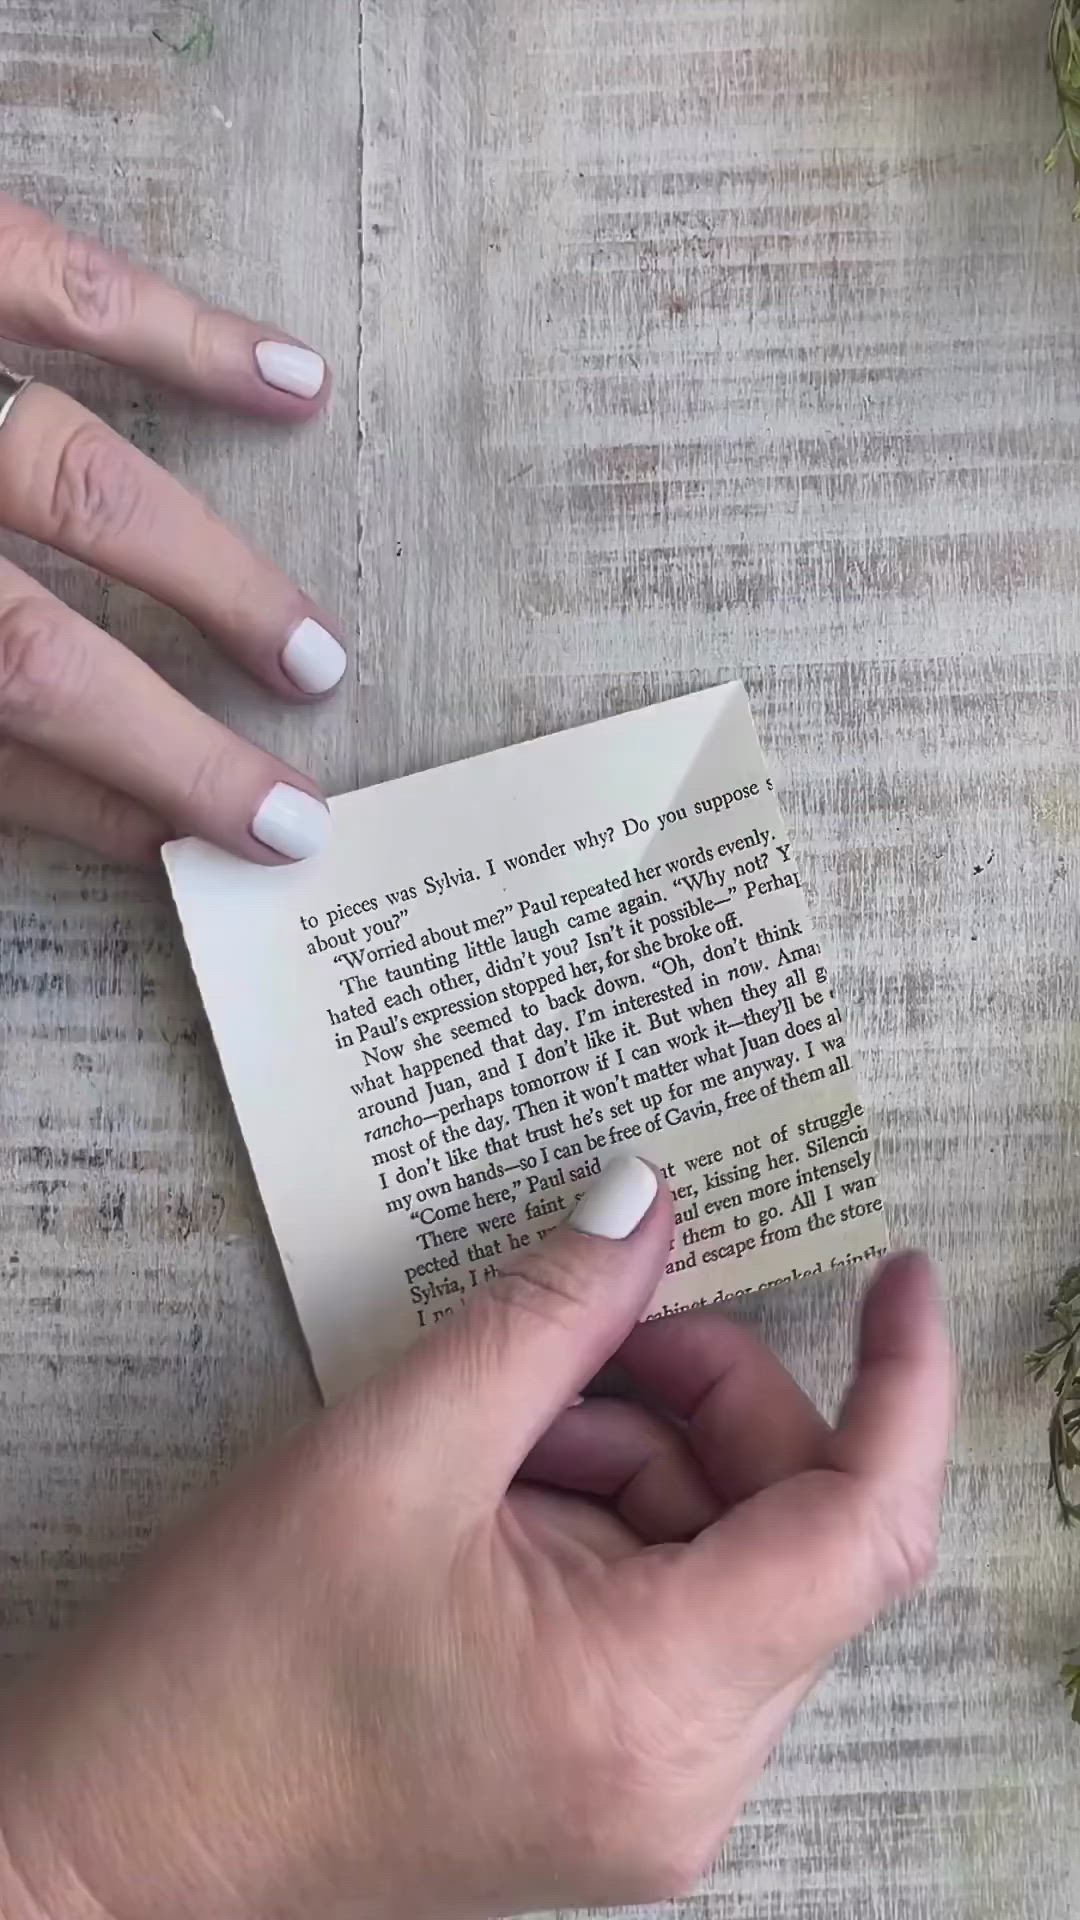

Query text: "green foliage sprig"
[1027, 1264, 1080, 1521]
[1047, 2, 1080, 216]
[1027, 1263, 1080, 1720]
[152, 14, 215, 62]
[1060, 1650, 1080, 1724]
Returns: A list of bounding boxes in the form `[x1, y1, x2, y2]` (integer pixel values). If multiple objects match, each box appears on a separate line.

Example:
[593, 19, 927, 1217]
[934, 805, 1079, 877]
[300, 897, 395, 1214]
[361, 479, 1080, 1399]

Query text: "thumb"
[384, 1156, 671, 1505]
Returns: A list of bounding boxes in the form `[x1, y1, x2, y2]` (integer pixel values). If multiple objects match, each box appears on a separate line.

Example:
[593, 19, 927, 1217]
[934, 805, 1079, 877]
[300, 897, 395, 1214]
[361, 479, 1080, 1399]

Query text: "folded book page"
[165, 683, 885, 1401]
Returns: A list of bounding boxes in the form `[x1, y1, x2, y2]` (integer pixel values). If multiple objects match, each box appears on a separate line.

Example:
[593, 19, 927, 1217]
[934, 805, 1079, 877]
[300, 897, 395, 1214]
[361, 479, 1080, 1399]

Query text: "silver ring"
[0, 363, 34, 431]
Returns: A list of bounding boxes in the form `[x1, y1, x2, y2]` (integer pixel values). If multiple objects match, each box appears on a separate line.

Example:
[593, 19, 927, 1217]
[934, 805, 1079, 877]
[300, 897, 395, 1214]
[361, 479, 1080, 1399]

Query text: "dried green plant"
[152, 15, 215, 62]
[1060, 1650, 1080, 1724]
[1026, 1263, 1080, 1719]
[1047, 2, 1080, 215]
[1027, 1264, 1080, 1520]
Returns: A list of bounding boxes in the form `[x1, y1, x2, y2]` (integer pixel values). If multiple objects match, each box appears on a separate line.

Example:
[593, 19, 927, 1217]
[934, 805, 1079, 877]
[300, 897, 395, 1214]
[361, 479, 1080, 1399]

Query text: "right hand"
[0, 194, 345, 868]
[0, 1160, 953, 1920]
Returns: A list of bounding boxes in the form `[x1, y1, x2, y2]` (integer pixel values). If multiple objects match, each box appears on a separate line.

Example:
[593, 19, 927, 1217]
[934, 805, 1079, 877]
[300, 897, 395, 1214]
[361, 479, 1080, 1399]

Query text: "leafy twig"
[1048, 2, 1080, 217]
[1026, 1262, 1080, 1522]
[1027, 1264, 1080, 1721]
[1061, 1650, 1080, 1724]
[152, 15, 215, 61]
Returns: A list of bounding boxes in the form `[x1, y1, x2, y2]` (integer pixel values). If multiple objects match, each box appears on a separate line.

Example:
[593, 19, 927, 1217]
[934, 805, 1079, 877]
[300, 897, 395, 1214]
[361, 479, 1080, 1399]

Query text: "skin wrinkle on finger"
[57, 227, 136, 341]
[0, 598, 93, 731]
[186, 301, 220, 388]
[0, 556, 327, 863]
[505, 1486, 641, 1566]
[0, 201, 132, 345]
[46, 418, 148, 553]
[0, 385, 346, 703]
[859, 1472, 942, 1599]
[0, 194, 329, 419]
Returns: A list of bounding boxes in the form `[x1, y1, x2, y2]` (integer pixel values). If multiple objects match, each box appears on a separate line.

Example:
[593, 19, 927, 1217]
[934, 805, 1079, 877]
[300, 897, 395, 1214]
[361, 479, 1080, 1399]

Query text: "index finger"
[0, 195, 328, 417]
[617, 1309, 830, 1504]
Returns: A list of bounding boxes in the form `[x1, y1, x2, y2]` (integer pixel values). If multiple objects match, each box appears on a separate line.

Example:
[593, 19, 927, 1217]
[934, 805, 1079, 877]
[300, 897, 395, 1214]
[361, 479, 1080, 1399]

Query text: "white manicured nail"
[281, 617, 347, 695]
[251, 785, 331, 861]
[571, 1156, 657, 1240]
[254, 340, 326, 399]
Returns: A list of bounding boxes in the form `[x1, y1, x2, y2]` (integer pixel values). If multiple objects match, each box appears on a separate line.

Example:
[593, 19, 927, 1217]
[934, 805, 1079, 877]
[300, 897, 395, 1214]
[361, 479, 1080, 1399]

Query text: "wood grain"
[2, 0, 1080, 1914]
[360, 0, 1080, 1913]
[0, 0, 359, 1656]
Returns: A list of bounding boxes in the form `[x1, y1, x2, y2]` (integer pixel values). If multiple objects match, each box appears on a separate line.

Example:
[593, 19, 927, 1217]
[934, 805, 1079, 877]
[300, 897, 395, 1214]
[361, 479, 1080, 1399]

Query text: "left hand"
[0, 193, 345, 866]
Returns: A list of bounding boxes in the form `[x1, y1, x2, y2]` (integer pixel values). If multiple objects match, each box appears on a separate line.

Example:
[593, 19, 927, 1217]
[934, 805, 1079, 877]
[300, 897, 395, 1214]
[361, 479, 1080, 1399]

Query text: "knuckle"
[186, 303, 220, 380]
[0, 602, 84, 727]
[49, 422, 147, 549]
[883, 1485, 940, 1594]
[54, 229, 134, 336]
[180, 743, 235, 820]
[850, 1475, 940, 1603]
[214, 548, 273, 645]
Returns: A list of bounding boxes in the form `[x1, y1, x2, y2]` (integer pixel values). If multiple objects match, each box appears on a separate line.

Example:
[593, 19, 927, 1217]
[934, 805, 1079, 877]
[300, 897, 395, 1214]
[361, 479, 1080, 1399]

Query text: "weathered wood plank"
[0, 0, 360, 1661]
[360, 1, 1080, 1913]
[3, 0, 1080, 1913]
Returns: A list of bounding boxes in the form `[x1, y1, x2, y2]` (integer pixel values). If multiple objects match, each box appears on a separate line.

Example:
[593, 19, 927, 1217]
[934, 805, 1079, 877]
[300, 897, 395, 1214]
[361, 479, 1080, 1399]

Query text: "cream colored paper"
[164, 684, 885, 1401]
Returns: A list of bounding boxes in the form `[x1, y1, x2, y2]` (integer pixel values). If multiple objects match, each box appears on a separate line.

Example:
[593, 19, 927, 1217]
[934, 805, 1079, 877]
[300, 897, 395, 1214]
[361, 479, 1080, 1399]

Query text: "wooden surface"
[0, 0, 361, 1626]
[4, 0, 1080, 1914]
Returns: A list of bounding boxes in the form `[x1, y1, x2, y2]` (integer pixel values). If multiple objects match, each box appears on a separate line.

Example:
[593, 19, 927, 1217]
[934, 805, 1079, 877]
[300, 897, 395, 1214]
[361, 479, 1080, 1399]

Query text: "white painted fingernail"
[254, 340, 326, 399]
[571, 1156, 657, 1241]
[281, 617, 347, 695]
[251, 784, 331, 861]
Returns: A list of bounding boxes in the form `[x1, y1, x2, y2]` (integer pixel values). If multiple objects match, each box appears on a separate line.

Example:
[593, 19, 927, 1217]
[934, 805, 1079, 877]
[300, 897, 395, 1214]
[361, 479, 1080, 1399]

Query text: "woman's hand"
[0, 1160, 954, 1920]
[0, 195, 345, 866]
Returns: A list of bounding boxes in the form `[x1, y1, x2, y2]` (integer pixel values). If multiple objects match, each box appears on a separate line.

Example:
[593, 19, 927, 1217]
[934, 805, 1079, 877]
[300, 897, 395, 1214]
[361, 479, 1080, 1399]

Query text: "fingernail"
[254, 340, 326, 399]
[571, 1156, 658, 1240]
[251, 784, 331, 861]
[281, 617, 347, 695]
